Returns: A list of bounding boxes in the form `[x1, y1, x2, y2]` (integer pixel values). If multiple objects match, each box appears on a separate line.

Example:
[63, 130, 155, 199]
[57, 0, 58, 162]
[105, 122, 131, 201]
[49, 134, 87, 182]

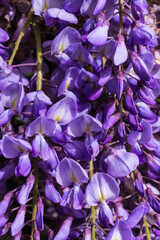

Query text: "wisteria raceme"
[0, 0, 160, 239]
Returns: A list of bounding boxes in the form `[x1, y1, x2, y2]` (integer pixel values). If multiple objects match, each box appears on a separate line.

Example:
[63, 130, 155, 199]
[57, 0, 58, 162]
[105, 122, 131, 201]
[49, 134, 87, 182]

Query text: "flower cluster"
[0, 0, 160, 239]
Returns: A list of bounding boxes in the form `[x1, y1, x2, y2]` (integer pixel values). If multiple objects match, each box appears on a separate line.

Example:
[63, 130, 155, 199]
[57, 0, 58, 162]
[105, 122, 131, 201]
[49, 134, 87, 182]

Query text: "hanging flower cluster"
[0, 0, 160, 239]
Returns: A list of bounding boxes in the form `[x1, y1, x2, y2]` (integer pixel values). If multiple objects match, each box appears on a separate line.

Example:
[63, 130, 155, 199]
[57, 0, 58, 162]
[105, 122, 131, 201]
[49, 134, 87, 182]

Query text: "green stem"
[31, 159, 38, 240]
[89, 159, 95, 240]
[31, 23, 42, 240]
[8, 9, 33, 66]
[34, 23, 43, 91]
[143, 217, 151, 240]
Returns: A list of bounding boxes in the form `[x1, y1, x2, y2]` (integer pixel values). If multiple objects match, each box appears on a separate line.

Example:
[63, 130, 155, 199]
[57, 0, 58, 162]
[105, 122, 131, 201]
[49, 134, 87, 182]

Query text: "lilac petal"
[103, 113, 121, 130]
[44, 148, 59, 171]
[17, 174, 35, 205]
[99, 201, 114, 228]
[126, 204, 149, 228]
[117, 122, 126, 144]
[51, 123, 67, 145]
[87, 87, 103, 101]
[136, 101, 158, 123]
[25, 116, 56, 137]
[93, 0, 106, 15]
[67, 113, 102, 137]
[0, 28, 9, 42]
[105, 220, 132, 240]
[51, 27, 81, 55]
[102, 149, 139, 178]
[85, 172, 119, 206]
[87, 25, 109, 46]
[98, 61, 112, 86]
[40, 136, 50, 161]
[135, 173, 145, 197]
[45, 178, 61, 203]
[65, 43, 94, 65]
[114, 35, 128, 66]
[63, 0, 83, 13]
[128, 113, 142, 131]
[0, 109, 14, 128]
[0, 223, 11, 237]
[54, 217, 73, 240]
[57, 9, 78, 24]
[36, 198, 44, 231]
[15, 153, 31, 177]
[125, 88, 138, 115]
[46, 8, 78, 24]
[115, 202, 129, 220]
[131, 142, 145, 164]
[147, 154, 160, 177]
[0, 212, 10, 228]
[63, 140, 90, 161]
[32, 135, 41, 158]
[147, 188, 160, 214]
[138, 87, 156, 106]
[0, 192, 13, 217]
[1, 135, 32, 158]
[131, 52, 154, 83]
[1, 82, 24, 113]
[72, 185, 84, 210]
[11, 205, 26, 236]
[47, 95, 77, 125]
[85, 134, 99, 158]
[56, 158, 89, 186]
[0, 161, 15, 182]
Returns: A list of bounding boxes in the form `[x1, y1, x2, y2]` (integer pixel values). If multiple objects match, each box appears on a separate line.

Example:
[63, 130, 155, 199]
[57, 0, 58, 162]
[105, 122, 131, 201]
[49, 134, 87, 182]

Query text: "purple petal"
[105, 220, 132, 240]
[87, 25, 109, 46]
[56, 157, 89, 186]
[51, 27, 81, 55]
[54, 217, 73, 240]
[0, 28, 9, 43]
[99, 201, 114, 228]
[11, 205, 26, 236]
[85, 172, 119, 206]
[114, 35, 128, 66]
[15, 153, 31, 177]
[36, 198, 44, 231]
[93, 0, 106, 15]
[1, 135, 32, 159]
[126, 204, 149, 228]
[47, 95, 77, 125]
[45, 178, 61, 203]
[101, 149, 139, 178]
[17, 174, 35, 205]
[67, 113, 102, 137]
[25, 116, 56, 137]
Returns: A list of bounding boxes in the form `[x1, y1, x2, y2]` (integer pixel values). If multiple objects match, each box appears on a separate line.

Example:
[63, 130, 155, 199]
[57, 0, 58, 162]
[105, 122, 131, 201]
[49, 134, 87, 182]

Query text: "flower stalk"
[8, 8, 34, 66]
[31, 22, 42, 240]
[89, 159, 95, 240]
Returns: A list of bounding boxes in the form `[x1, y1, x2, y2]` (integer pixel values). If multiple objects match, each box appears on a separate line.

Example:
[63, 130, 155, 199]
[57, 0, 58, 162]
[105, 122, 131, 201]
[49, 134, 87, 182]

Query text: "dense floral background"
[0, 0, 160, 239]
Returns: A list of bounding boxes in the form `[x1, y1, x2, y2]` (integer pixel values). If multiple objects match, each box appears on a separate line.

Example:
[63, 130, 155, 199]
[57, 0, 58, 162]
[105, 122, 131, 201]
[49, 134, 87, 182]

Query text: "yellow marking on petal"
[59, 43, 65, 53]
[71, 173, 78, 184]
[129, 68, 135, 74]
[102, 56, 106, 68]
[66, 81, 70, 90]
[10, 98, 16, 109]
[85, 123, 92, 134]
[43, 1, 48, 11]
[55, 115, 61, 123]
[37, 126, 43, 135]
[17, 146, 26, 152]
[99, 193, 106, 202]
